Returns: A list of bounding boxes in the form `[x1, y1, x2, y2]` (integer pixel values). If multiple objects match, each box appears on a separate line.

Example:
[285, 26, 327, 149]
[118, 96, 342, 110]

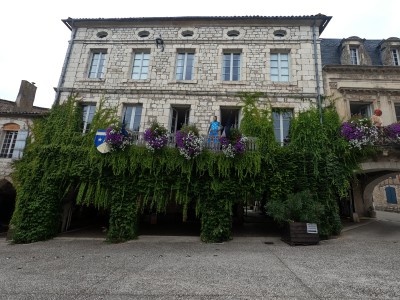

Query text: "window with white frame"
[176, 52, 195, 80]
[132, 51, 150, 80]
[0, 131, 18, 158]
[273, 110, 292, 145]
[88, 51, 106, 79]
[392, 49, 399, 66]
[350, 47, 359, 65]
[222, 52, 241, 81]
[270, 53, 289, 82]
[395, 104, 400, 122]
[122, 104, 143, 131]
[82, 104, 96, 133]
[350, 102, 372, 118]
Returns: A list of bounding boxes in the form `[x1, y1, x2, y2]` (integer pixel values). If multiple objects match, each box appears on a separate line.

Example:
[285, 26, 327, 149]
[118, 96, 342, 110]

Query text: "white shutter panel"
[12, 129, 29, 160]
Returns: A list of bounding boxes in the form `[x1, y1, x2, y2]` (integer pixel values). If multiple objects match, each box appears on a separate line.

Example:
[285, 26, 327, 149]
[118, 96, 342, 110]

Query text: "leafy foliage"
[266, 190, 323, 224]
[10, 94, 365, 243]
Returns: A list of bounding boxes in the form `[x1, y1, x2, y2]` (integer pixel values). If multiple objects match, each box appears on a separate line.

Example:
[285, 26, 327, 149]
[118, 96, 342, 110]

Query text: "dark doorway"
[220, 107, 240, 135]
[140, 201, 200, 236]
[170, 105, 190, 133]
[59, 187, 109, 238]
[0, 179, 16, 233]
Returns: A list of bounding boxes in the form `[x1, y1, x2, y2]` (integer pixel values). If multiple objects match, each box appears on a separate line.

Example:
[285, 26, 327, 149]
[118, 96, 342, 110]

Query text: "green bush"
[266, 190, 323, 224]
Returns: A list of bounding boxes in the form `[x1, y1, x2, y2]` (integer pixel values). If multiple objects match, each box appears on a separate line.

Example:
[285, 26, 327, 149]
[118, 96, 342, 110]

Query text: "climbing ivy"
[10, 94, 363, 243]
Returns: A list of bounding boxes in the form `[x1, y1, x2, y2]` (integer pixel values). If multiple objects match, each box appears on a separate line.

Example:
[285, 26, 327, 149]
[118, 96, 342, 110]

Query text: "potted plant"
[105, 123, 133, 151]
[266, 189, 323, 245]
[219, 128, 247, 158]
[143, 122, 168, 152]
[176, 125, 204, 160]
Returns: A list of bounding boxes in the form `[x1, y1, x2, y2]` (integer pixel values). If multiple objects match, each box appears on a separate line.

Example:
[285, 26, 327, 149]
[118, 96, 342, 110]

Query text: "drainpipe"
[312, 17, 323, 124]
[53, 21, 76, 107]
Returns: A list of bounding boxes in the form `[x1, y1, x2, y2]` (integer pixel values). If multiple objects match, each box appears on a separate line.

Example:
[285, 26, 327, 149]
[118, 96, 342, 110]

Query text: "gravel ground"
[0, 214, 399, 299]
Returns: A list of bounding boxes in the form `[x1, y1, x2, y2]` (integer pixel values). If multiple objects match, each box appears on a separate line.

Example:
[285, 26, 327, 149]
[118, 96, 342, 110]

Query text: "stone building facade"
[321, 36, 400, 218]
[56, 15, 331, 141]
[321, 37, 400, 125]
[0, 80, 49, 230]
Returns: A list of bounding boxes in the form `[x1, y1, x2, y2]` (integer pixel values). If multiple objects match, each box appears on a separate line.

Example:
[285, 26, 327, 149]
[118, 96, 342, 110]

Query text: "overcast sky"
[1, 0, 399, 108]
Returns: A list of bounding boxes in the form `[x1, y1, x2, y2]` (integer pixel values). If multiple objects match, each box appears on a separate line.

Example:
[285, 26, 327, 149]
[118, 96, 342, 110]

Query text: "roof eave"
[62, 15, 332, 32]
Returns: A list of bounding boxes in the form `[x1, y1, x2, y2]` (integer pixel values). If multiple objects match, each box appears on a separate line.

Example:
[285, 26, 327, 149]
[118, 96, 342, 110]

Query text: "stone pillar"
[351, 181, 367, 220]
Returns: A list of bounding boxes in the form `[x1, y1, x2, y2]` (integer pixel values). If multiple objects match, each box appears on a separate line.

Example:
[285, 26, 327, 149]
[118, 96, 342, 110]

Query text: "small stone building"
[0, 80, 49, 230]
[56, 15, 331, 144]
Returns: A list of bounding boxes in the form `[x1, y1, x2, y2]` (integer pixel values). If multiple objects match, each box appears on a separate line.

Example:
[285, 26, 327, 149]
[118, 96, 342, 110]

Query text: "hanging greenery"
[9, 94, 366, 244]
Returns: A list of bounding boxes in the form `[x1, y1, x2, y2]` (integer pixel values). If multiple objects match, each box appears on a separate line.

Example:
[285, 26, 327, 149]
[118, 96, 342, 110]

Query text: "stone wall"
[373, 177, 400, 211]
[59, 21, 323, 134]
[0, 116, 32, 182]
[322, 66, 400, 125]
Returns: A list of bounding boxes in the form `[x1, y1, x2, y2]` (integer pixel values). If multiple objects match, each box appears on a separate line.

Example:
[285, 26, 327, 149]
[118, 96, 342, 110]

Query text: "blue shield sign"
[95, 129, 110, 153]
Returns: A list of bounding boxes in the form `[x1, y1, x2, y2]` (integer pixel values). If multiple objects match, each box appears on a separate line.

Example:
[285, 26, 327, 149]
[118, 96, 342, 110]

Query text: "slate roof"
[0, 99, 49, 116]
[320, 39, 383, 66]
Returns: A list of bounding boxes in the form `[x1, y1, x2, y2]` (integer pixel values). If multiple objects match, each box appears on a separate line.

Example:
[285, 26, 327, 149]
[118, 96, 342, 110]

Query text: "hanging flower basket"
[105, 124, 133, 151]
[144, 122, 168, 152]
[176, 125, 204, 160]
[340, 117, 378, 149]
[219, 128, 247, 158]
[384, 123, 400, 143]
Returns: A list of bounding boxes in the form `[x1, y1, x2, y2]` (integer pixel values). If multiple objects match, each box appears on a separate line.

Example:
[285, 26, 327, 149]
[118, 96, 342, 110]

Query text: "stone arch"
[363, 172, 399, 211]
[0, 178, 16, 232]
[352, 160, 400, 217]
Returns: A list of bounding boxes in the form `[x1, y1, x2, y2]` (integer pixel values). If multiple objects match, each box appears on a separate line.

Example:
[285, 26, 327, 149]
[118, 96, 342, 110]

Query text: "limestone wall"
[0, 117, 32, 181]
[322, 67, 400, 124]
[59, 22, 323, 134]
[373, 177, 400, 211]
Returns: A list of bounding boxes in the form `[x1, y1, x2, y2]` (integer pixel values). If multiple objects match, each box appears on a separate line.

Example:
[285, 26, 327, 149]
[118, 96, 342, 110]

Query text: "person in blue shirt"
[208, 115, 220, 143]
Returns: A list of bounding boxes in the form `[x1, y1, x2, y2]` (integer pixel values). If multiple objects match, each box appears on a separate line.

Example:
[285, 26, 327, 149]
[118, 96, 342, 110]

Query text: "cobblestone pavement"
[0, 214, 399, 299]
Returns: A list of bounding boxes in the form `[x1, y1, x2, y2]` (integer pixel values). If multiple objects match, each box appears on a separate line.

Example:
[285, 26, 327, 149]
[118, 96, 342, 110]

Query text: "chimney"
[15, 80, 37, 111]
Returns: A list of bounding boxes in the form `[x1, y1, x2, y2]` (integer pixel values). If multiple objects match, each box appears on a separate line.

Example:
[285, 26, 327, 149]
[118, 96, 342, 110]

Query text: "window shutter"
[385, 187, 398, 204]
[12, 129, 28, 160]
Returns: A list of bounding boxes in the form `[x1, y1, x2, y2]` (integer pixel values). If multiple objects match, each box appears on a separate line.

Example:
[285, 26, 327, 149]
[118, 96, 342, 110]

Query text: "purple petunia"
[176, 130, 204, 160]
[105, 125, 133, 151]
[384, 123, 400, 140]
[219, 134, 247, 158]
[144, 126, 168, 152]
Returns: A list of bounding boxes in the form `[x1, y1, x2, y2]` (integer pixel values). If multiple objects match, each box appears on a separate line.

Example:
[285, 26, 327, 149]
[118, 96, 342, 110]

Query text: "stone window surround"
[268, 48, 292, 83]
[168, 46, 199, 84]
[222, 27, 245, 39]
[86, 47, 110, 80]
[391, 48, 399, 66]
[350, 47, 360, 65]
[0, 123, 21, 159]
[177, 28, 198, 39]
[128, 48, 152, 82]
[82, 102, 97, 133]
[136, 29, 154, 39]
[272, 108, 293, 146]
[121, 103, 143, 132]
[218, 45, 247, 84]
[93, 29, 112, 40]
[348, 100, 373, 118]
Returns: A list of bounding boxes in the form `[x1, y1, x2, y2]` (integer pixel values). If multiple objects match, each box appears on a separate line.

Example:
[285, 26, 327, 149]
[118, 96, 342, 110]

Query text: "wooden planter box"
[282, 222, 320, 246]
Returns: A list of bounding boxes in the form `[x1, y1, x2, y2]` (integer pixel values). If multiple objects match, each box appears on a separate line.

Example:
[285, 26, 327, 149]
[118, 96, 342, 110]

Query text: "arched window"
[385, 186, 398, 204]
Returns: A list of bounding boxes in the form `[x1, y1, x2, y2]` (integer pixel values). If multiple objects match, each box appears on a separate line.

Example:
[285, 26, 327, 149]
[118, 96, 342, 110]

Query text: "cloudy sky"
[1, 0, 398, 108]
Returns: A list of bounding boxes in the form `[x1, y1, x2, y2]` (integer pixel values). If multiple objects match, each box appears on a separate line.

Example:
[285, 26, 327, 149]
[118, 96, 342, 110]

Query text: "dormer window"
[350, 47, 359, 65]
[392, 49, 399, 66]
